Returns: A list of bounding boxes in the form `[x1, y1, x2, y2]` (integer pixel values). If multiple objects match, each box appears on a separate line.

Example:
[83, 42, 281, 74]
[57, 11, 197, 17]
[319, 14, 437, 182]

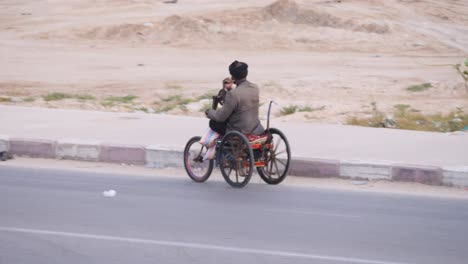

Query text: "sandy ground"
[0, 0, 467, 123]
[2, 157, 468, 199]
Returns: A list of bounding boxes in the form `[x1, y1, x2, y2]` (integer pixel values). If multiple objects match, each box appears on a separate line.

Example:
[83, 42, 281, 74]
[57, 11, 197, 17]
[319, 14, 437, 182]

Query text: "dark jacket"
[207, 80, 264, 135]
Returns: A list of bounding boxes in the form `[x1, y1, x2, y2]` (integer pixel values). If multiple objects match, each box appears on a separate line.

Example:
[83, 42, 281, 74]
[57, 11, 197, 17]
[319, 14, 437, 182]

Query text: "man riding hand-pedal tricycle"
[183, 61, 291, 188]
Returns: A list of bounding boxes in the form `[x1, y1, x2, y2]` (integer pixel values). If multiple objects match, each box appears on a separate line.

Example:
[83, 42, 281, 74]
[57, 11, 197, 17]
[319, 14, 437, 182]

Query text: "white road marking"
[0, 226, 408, 264]
[264, 208, 361, 218]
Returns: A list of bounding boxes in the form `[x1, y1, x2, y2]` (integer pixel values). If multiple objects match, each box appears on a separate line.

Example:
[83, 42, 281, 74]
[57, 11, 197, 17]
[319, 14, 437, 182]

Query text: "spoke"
[235, 168, 239, 183]
[269, 156, 275, 175]
[273, 159, 281, 176]
[274, 137, 280, 152]
[275, 150, 286, 156]
[277, 159, 286, 166]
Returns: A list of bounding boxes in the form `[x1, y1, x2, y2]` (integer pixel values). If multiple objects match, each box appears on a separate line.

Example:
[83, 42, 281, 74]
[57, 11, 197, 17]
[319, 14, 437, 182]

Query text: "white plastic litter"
[103, 190, 117, 197]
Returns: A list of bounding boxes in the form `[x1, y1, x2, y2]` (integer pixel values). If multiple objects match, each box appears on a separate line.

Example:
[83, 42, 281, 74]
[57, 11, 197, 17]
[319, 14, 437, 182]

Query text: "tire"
[257, 128, 291, 185]
[0, 152, 7, 161]
[183, 136, 214, 183]
[219, 131, 254, 188]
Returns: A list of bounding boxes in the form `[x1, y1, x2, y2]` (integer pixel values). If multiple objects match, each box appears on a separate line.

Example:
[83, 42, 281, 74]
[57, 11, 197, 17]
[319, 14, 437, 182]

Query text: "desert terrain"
[0, 0, 467, 124]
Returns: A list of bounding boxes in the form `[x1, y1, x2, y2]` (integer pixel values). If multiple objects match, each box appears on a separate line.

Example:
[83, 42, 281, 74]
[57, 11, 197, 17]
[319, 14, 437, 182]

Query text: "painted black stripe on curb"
[391, 165, 443, 186]
[9, 138, 56, 159]
[289, 158, 339, 178]
[99, 144, 146, 165]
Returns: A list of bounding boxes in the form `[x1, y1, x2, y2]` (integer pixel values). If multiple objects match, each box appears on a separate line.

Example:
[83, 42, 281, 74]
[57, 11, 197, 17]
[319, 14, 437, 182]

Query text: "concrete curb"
[99, 144, 146, 165]
[391, 165, 443, 186]
[0, 135, 9, 153]
[289, 158, 340, 178]
[10, 138, 56, 159]
[146, 145, 184, 169]
[340, 160, 392, 181]
[442, 166, 468, 187]
[1, 137, 467, 187]
[56, 139, 101, 162]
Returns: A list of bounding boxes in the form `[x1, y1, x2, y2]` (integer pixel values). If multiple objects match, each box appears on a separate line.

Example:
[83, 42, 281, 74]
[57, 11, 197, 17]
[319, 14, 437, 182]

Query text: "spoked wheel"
[219, 131, 254, 188]
[257, 128, 291, 185]
[183, 136, 214, 183]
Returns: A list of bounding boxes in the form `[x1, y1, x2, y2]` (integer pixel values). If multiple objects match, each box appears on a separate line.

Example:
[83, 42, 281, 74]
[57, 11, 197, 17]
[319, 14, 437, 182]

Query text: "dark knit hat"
[229, 61, 248, 80]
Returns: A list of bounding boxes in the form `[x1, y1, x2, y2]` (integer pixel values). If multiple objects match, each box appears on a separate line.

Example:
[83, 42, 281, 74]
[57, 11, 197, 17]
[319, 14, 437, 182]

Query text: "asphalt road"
[1, 166, 468, 264]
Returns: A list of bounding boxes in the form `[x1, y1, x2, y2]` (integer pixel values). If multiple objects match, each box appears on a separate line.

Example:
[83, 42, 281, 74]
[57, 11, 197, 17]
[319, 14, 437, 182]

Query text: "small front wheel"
[257, 128, 291, 185]
[184, 136, 214, 183]
[219, 131, 254, 188]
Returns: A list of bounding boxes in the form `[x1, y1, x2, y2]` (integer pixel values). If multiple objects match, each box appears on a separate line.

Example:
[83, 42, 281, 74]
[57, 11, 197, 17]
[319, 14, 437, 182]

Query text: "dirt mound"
[261, 0, 342, 27]
[158, 15, 208, 36]
[76, 15, 213, 45]
[155, 15, 212, 43]
[71, 0, 390, 49]
[78, 24, 149, 41]
[261, 0, 388, 33]
[353, 22, 390, 34]
[263, 0, 300, 22]
[76, 0, 389, 44]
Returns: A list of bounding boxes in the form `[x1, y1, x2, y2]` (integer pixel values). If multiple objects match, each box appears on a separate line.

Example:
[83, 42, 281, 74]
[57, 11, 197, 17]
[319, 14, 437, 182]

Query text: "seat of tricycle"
[245, 134, 268, 143]
[245, 133, 268, 145]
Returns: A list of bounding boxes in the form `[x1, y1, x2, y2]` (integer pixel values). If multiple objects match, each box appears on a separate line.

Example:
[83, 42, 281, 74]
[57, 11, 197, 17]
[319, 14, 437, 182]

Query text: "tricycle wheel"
[183, 136, 214, 183]
[219, 131, 254, 188]
[257, 128, 291, 185]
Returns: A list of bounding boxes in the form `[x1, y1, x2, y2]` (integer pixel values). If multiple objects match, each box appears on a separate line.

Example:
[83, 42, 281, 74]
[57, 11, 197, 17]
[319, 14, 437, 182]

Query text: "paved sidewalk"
[1, 105, 467, 166]
[1, 105, 468, 187]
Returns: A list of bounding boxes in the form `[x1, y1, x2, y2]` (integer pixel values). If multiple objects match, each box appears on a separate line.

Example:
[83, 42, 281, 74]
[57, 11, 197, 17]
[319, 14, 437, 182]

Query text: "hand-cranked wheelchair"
[183, 101, 291, 188]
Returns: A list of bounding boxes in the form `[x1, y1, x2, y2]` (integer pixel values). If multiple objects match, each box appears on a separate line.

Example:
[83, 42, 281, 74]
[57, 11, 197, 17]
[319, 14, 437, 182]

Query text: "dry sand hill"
[0, 0, 467, 123]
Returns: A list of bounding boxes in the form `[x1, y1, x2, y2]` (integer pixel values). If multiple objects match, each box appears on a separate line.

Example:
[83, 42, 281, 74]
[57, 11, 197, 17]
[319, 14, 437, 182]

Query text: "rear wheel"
[183, 136, 214, 183]
[257, 128, 291, 185]
[219, 131, 254, 188]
